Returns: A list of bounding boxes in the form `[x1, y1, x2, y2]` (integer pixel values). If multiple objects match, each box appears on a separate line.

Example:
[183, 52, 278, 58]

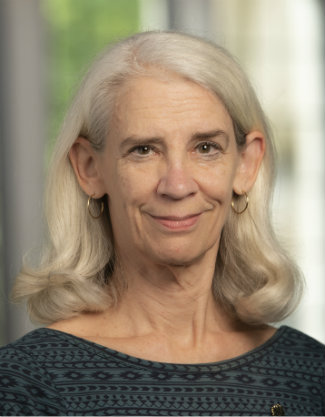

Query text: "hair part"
[13, 31, 303, 325]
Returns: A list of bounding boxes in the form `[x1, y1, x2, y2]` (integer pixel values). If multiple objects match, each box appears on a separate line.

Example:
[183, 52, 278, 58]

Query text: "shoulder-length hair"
[13, 31, 303, 324]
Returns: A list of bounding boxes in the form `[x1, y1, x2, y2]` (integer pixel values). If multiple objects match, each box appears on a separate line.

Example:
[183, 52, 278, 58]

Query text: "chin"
[149, 245, 209, 268]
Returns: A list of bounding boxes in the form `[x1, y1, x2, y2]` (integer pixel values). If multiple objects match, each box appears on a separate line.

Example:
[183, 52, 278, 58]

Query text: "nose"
[156, 158, 199, 200]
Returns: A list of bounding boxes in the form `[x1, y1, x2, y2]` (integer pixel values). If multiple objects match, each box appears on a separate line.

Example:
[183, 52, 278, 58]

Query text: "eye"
[196, 141, 222, 155]
[130, 145, 153, 156]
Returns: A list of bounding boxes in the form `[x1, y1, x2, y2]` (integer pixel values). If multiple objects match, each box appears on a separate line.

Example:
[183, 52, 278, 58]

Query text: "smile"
[148, 213, 202, 231]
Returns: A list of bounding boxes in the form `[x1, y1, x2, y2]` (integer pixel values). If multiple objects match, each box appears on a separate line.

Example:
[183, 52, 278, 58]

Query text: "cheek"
[198, 164, 237, 202]
[108, 163, 156, 211]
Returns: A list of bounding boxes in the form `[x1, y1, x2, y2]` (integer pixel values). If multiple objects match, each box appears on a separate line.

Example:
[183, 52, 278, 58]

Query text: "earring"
[231, 192, 249, 214]
[87, 194, 104, 219]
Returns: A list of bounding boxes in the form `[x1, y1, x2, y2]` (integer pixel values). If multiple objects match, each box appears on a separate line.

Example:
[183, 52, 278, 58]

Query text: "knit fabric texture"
[0, 326, 324, 416]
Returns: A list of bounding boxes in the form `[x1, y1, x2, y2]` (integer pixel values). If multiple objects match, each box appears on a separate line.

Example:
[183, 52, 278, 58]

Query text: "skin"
[51, 72, 275, 364]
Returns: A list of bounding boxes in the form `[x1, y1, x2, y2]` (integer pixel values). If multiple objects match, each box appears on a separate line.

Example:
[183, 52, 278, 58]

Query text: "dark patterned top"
[0, 326, 324, 416]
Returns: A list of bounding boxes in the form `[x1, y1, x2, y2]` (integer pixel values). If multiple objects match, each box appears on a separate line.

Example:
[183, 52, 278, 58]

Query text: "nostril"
[156, 172, 199, 200]
[160, 190, 196, 201]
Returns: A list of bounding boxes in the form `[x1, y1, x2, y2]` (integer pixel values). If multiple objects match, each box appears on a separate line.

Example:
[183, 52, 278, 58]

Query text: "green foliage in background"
[42, 0, 139, 154]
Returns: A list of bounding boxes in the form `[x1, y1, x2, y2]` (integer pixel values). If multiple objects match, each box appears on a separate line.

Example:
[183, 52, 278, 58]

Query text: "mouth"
[148, 213, 202, 231]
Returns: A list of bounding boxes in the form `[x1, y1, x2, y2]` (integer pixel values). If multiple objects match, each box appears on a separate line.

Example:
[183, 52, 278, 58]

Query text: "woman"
[0, 31, 324, 416]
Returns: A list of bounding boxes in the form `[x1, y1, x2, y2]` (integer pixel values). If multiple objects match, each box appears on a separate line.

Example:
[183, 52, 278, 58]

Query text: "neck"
[48, 244, 275, 364]
[108, 245, 236, 347]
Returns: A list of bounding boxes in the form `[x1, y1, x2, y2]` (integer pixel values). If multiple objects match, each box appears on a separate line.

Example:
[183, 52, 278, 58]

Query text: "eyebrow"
[119, 129, 229, 151]
[192, 129, 229, 142]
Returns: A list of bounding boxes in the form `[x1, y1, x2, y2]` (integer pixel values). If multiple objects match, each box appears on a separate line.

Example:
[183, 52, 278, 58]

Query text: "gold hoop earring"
[231, 192, 249, 214]
[87, 195, 104, 219]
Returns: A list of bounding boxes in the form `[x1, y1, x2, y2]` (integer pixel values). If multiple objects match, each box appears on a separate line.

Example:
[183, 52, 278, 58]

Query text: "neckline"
[30, 325, 288, 372]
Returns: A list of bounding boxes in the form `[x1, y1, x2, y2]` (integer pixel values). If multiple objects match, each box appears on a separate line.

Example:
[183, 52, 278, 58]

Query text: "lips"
[148, 213, 202, 230]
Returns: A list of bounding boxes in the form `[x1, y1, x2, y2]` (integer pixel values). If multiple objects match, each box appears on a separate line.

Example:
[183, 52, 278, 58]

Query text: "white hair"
[13, 31, 303, 324]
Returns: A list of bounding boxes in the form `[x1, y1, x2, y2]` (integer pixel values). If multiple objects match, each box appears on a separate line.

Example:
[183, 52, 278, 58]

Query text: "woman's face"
[97, 74, 246, 267]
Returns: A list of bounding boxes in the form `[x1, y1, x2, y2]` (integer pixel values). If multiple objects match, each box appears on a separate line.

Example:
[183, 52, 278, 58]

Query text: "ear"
[69, 137, 106, 197]
[233, 130, 265, 194]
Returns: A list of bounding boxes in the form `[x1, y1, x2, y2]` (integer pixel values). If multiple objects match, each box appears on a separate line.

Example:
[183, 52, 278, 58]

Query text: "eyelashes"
[128, 144, 155, 156]
[127, 141, 224, 159]
[195, 141, 223, 155]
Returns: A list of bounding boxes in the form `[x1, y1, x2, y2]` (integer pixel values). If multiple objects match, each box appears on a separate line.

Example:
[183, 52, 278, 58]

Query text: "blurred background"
[0, 0, 324, 345]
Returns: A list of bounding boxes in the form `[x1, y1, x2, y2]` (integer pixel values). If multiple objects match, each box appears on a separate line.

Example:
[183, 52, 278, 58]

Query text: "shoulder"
[269, 326, 325, 379]
[0, 327, 75, 365]
[0, 328, 68, 415]
[0, 326, 94, 368]
[275, 325, 325, 353]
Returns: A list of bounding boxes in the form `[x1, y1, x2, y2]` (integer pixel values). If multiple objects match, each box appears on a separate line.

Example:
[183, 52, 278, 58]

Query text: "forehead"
[111, 73, 233, 134]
